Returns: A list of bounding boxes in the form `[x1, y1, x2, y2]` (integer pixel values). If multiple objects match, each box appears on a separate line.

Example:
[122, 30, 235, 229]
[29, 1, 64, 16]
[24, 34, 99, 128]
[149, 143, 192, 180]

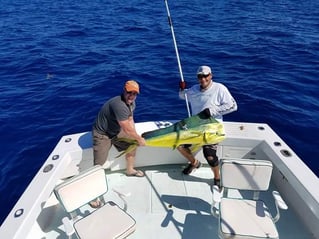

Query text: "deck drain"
[274, 141, 281, 147]
[43, 164, 54, 173]
[258, 126, 265, 130]
[280, 149, 292, 157]
[14, 208, 24, 218]
[52, 154, 59, 160]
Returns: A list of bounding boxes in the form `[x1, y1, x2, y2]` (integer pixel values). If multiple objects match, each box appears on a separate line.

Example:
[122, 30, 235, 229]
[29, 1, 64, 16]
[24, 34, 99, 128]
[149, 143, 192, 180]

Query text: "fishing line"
[164, 0, 191, 117]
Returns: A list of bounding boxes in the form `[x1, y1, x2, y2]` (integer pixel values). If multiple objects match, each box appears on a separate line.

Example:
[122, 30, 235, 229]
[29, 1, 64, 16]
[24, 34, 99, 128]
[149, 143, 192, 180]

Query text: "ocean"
[0, 0, 318, 225]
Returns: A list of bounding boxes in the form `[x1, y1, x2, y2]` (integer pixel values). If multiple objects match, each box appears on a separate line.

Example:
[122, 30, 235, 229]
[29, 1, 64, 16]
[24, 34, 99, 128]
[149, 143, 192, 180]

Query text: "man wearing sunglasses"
[92, 80, 146, 179]
[178, 65, 237, 189]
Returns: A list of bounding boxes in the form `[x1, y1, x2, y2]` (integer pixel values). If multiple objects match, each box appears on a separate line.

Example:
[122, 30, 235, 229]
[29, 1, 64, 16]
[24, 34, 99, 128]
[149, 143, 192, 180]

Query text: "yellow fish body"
[114, 110, 225, 157]
[143, 122, 225, 149]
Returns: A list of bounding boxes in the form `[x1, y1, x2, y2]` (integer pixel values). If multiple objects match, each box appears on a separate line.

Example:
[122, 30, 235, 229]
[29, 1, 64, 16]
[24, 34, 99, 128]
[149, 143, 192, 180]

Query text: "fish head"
[202, 124, 226, 144]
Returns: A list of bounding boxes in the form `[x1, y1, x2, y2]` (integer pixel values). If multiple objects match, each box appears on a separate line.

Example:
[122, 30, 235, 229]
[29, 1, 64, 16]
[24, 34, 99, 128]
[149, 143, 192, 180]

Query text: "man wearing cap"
[178, 65, 237, 189]
[92, 80, 146, 177]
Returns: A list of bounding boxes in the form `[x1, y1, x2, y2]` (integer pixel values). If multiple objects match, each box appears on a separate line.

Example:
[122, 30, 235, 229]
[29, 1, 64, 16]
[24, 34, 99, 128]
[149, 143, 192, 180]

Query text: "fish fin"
[173, 123, 183, 150]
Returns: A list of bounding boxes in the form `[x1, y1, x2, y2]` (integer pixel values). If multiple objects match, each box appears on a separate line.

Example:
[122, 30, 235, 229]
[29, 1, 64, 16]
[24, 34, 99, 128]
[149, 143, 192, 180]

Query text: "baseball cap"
[197, 66, 212, 75]
[125, 80, 140, 94]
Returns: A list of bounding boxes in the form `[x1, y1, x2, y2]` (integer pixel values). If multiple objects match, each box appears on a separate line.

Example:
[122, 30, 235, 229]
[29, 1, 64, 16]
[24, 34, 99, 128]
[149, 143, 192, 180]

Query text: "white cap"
[197, 65, 212, 75]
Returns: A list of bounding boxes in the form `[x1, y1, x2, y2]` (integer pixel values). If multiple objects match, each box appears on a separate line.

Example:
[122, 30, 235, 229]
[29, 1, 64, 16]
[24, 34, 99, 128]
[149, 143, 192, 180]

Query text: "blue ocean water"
[0, 0, 318, 225]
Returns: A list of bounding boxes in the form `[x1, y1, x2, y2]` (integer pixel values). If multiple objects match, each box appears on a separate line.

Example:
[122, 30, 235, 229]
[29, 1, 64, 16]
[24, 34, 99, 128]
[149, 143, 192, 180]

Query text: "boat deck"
[30, 164, 313, 239]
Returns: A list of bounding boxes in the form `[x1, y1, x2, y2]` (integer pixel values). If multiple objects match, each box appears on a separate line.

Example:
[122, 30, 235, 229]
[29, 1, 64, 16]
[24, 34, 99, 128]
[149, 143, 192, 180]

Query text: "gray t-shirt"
[93, 95, 135, 137]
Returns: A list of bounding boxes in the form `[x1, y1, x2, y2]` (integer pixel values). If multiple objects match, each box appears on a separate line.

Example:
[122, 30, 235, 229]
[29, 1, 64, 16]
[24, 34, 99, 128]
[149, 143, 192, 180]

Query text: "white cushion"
[220, 198, 278, 239]
[54, 165, 107, 212]
[74, 202, 136, 239]
[221, 159, 273, 191]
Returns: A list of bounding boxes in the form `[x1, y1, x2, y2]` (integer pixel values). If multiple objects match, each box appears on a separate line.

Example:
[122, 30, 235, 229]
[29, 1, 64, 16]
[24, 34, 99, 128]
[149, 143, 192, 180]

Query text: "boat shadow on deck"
[126, 165, 220, 239]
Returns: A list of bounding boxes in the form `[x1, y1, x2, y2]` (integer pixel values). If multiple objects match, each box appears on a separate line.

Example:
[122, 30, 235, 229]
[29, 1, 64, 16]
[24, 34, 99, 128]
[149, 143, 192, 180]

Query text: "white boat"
[0, 120, 318, 238]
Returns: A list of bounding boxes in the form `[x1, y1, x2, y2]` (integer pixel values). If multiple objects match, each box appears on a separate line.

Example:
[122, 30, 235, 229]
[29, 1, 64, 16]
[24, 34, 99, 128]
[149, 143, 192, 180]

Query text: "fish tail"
[113, 137, 139, 158]
[115, 145, 138, 158]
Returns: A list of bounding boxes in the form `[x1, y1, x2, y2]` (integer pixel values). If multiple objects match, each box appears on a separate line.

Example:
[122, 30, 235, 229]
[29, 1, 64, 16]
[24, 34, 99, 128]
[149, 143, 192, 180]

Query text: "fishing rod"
[164, 0, 191, 117]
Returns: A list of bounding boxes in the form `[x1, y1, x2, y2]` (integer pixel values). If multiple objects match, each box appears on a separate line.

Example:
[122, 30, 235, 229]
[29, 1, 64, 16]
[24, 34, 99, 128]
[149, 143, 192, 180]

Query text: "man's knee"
[177, 145, 183, 151]
[177, 144, 191, 153]
[206, 156, 219, 167]
[203, 145, 219, 167]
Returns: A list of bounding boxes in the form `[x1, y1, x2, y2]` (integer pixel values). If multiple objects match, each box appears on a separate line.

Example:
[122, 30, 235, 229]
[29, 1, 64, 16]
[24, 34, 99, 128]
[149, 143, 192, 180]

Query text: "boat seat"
[54, 165, 136, 239]
[213, 158, 288, 239]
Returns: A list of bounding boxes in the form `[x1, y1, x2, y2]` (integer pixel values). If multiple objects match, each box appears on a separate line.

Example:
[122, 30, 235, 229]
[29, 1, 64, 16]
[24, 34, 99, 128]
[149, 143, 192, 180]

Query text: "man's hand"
[179, 81, 186, 90]
[138, 137, 146, 146]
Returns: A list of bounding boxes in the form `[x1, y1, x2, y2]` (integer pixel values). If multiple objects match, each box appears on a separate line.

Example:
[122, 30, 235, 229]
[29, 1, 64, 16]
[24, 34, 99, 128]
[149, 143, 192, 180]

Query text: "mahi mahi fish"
[114, 109, 226, 157]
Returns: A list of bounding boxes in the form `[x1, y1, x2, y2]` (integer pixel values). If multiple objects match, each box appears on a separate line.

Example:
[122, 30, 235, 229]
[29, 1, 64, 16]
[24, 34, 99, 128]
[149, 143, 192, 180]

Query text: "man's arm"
[118, 117, 146, 146]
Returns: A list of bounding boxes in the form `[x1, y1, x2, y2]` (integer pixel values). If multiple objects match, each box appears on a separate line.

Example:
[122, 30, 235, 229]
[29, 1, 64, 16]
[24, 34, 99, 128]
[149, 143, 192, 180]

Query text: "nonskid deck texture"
[37, 164, 313, 239]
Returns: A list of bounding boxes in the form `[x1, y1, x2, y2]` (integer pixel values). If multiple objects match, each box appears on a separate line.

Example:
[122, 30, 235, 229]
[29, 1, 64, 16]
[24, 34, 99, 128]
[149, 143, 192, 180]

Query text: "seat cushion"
[54, 165, 108, 213]
[221, 159, 273, 191]
[74, 202, 136, 239]
[220, 198, 278, 239]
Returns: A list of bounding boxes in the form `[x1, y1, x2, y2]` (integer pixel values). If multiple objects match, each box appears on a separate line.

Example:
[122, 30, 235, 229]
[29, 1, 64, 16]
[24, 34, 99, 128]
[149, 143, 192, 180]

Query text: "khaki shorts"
[92, 129, 133, 166]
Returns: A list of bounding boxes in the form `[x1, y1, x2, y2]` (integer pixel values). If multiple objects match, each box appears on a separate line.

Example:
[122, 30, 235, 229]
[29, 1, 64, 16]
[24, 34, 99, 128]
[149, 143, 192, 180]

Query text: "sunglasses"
[126, 91, 138, 96]
[197, 73, 210, 79]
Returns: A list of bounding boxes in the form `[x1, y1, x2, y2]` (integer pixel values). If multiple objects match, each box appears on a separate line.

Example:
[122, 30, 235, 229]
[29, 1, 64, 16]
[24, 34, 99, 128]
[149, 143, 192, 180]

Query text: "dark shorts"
[181, 144, 218, 158]
[111, 137, 131, 152]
